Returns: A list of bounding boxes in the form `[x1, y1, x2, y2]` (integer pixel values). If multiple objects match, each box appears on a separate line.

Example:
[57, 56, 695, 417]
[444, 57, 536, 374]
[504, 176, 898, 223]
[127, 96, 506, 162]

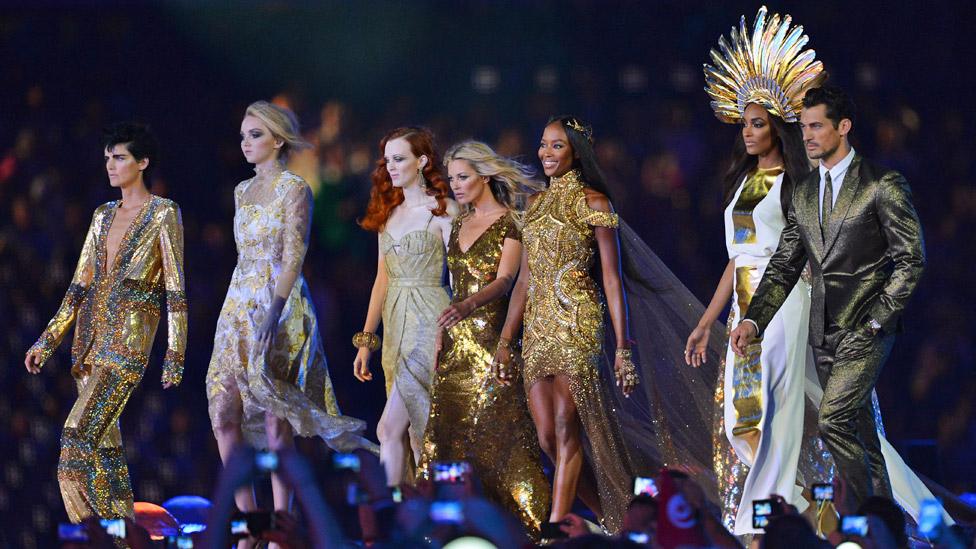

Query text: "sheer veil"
[594, 219, 726, 497]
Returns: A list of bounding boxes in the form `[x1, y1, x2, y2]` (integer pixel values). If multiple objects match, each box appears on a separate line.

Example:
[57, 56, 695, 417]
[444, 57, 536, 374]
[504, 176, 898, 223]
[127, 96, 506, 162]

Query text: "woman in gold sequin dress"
[207, 102, 373, 524]
[418, 141, 549, 537]
[354, 127, 456, 486]
[25, 122, 186, 523]
[494, 117, 640, 532]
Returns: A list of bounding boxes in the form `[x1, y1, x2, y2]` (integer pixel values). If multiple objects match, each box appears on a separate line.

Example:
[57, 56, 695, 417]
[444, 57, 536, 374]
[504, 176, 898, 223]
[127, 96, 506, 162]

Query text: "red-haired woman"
[353, 127, 457, 485]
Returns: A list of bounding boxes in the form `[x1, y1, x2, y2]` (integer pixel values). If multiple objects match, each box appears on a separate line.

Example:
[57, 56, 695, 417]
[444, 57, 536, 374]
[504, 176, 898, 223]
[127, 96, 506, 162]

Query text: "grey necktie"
[821, 171, 833, 243]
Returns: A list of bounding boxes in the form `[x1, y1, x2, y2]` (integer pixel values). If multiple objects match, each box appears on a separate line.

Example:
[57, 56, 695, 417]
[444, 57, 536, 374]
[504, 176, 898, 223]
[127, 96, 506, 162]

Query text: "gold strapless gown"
[419, 212, 549, 538]
[522, 169, 635, 532]
[379, 219, 451, 482]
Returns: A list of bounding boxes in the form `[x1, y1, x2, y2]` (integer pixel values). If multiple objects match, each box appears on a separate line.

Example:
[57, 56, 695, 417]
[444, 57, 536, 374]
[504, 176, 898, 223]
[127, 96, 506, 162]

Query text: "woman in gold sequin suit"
[25, 122, 186, 522]
[207, 102, 373, 523]
[419, 141, 549, 537]
[494, 117, 639, 532]
[354, 127, 457, 486]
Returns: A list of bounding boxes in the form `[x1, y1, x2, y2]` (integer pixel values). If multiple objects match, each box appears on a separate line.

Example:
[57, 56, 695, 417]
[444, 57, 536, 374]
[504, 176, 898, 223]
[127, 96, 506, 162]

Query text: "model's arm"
[866, 172, 925, 331]
[438, 225, 523, 329]
[25, 209, 99, 371]
[585, 191, 636, 396]
[255, 182, 312, 354]
[159, 204, 187, 387]
[686, 259, 734, 367]
[276, 181, 313, 302]
[353, 238, 388, 382]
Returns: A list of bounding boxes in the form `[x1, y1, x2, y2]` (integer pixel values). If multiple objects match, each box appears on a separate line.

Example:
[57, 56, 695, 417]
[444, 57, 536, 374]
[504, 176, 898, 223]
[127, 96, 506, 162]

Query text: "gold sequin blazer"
[30, 196, 187, 384]
[746, 154, 925, 344]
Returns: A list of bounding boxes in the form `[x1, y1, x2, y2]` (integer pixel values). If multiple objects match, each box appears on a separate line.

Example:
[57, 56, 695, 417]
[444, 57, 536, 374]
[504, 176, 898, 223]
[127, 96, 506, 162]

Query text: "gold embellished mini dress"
[522, 169, 635, 532]
[419, 212, 549, 537]
[29, 196, 187, 522]
[206, 171, 373, 452]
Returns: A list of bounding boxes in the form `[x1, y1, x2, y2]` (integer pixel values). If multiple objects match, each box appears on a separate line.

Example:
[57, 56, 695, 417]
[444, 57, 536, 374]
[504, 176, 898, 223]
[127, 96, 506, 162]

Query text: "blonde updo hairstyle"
[443, 140, 544, 212]
[244, 101, 311, 163]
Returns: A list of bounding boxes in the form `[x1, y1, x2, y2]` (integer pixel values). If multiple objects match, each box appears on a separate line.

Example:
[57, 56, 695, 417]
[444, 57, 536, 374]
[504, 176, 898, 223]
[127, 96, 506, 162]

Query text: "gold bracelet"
[615, 348, 639, 385]
[352, 331, 381, 351]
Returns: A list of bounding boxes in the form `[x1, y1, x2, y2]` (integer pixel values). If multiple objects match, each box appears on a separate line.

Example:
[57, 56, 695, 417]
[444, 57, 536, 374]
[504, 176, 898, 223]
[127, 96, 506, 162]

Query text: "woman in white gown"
[689, 6, 952, 534]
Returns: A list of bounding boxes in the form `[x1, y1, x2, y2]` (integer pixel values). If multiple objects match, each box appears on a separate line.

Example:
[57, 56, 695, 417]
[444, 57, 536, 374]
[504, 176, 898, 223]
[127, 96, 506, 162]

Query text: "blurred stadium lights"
[619, 65, 648, 93]
[535, 65, 559, 93]
[856, 62, 880, 90]
[669, 64, 696, 93]
[472, 66, 500, 93]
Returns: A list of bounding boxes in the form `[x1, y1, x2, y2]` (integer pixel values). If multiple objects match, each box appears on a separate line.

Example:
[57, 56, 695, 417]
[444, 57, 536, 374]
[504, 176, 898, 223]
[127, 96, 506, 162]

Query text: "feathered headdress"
[704, 5, 826, 124]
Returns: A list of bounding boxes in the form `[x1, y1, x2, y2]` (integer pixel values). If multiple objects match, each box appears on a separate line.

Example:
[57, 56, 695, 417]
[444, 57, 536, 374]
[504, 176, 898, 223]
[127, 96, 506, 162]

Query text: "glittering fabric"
[379, 217, 451, 482]
[731, 265, 763, 435]
[522, 169, 634, 532]
[206, 171, 374, 452]
[419, 212, 549, 538]
[712, 310, 749, 532]
[745, 155, 925, 507]
[745, 155, 925, 346]
[29, 196, 187, 522]
[732, 167, 783, 244]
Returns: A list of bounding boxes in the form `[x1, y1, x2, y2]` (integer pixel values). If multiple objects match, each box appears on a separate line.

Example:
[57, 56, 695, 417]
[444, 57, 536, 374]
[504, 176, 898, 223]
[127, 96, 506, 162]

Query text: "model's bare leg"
[377, 380, 412, 486]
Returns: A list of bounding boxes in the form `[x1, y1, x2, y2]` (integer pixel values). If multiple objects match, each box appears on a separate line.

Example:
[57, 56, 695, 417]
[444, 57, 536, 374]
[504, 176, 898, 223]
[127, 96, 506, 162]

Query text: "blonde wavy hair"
[443, 141, 543, 212]
[244, 101, 311, 162]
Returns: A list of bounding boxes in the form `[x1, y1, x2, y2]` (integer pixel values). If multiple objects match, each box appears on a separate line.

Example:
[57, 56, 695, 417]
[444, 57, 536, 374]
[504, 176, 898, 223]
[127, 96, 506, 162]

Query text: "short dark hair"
[857, 496, 908, 549]
[103, 122, 158, 183]
[802, 85, 856, 128]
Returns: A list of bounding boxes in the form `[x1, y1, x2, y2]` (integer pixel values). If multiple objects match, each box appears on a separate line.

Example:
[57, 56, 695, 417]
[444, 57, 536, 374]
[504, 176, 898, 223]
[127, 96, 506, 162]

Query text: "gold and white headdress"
[704, 5, 826, 124]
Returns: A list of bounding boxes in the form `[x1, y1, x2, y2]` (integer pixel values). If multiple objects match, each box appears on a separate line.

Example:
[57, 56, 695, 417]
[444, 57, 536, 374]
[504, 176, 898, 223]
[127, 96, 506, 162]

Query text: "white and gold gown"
[206, 170, 375, 452]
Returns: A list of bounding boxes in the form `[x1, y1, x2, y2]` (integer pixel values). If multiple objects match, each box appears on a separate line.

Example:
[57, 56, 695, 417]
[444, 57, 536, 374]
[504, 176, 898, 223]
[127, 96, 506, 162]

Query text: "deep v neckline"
[104, 196, 153, 275]
[456, 212, 507, 254]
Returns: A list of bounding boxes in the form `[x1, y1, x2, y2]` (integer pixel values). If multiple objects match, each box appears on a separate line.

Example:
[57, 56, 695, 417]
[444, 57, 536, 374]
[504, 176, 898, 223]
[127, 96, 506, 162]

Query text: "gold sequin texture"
[419, 212, 550, 539]
[712, 310, 750, 533]
[206, 171, 373, 453]
[521, 169, 634, 533]
[29, 196, 187, 522]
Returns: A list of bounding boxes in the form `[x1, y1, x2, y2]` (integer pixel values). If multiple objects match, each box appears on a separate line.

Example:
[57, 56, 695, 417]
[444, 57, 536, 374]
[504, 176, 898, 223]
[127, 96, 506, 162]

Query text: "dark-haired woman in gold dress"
[419, 141, 549, 537]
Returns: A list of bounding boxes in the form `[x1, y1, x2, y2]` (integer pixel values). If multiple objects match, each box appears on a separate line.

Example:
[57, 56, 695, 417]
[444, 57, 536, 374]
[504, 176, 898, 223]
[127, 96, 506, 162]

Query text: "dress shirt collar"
[819, 146, 856, 183]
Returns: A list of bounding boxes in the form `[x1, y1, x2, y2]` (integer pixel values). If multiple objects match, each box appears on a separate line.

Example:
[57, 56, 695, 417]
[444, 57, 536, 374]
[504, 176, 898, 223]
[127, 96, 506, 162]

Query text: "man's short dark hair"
[802, 85, 857, 129]
[857, 496, 908, 549]
[103, 122, 158, 183]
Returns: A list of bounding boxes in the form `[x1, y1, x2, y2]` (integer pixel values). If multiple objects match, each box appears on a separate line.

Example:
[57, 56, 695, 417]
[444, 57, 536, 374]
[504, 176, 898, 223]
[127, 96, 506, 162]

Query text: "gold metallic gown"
[206, 171, 373, 452]
[29, 196, 187, 522]
[522, 169, 634, 532]
[419, 212, 550, 537]
[379, 216, 451, 482]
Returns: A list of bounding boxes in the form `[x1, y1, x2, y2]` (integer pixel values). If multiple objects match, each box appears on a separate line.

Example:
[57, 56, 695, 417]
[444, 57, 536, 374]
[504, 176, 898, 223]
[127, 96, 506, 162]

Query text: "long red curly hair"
[359, 126, 451, 232]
